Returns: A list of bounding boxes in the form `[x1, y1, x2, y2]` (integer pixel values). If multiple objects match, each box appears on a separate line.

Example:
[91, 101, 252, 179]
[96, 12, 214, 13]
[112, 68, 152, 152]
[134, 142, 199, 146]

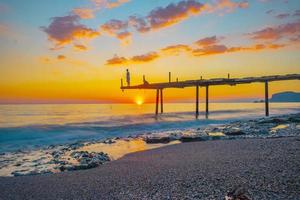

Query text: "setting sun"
[135, 97, 144, 105]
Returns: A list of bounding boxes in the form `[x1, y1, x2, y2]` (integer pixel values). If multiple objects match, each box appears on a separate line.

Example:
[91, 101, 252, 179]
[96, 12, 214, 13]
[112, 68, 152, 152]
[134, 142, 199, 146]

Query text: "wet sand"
[0, 137, 299, 199]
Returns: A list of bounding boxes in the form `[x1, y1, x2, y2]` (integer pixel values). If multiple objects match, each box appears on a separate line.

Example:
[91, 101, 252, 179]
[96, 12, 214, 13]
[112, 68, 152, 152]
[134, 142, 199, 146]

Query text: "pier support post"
[206, 85, 209, 117]
[265, 81, 269, 116]
[196, 85, 199, 118]
[160, 89, 163, 113]
[155, 89, 159, 115]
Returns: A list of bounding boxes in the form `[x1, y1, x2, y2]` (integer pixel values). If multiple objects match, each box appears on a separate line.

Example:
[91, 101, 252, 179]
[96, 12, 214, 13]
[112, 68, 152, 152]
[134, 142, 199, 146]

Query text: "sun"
[135, 96, 144, 105]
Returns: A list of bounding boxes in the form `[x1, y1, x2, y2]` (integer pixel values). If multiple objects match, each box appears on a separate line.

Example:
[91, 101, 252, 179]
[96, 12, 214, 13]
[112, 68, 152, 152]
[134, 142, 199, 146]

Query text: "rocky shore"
[0, 113, 299, 177]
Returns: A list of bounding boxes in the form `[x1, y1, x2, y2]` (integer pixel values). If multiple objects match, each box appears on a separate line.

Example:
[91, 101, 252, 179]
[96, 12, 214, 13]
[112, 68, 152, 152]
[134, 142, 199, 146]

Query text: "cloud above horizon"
[42, 0, 249, 48]
[41, 15, 100, 49]
[248, 20, 300, 41]
[106, 41, 287, 65]
[101, 0, 248, 43]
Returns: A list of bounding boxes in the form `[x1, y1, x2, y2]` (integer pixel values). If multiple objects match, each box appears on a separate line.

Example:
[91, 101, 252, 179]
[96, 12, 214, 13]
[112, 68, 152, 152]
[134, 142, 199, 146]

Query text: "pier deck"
[120, 74, 300, 117]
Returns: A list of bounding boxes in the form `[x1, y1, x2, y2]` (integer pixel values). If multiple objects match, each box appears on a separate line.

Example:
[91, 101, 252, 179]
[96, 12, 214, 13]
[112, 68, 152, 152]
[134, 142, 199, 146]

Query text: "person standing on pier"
[126, 69, 130, 86]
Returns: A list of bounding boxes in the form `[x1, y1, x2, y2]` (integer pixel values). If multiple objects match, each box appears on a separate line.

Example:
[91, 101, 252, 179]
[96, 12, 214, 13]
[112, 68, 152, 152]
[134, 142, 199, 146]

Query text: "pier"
[121, 74, 300, 117]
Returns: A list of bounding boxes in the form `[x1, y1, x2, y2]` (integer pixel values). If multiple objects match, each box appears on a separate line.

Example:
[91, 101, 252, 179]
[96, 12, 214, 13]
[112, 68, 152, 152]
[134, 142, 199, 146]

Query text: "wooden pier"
[121, 74, 300, 117]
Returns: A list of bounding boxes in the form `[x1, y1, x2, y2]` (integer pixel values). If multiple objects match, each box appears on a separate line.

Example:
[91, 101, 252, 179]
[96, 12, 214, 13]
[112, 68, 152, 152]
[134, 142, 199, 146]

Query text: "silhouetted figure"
[126, 69, 130, 86]
[143, 75, 149, 85]
[228, 73, 230, 79]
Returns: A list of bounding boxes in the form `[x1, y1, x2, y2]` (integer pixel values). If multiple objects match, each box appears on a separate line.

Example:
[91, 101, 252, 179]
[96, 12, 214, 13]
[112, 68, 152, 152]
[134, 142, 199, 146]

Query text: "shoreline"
[1, 136, 299, 199]
[0, 113, 300, 177]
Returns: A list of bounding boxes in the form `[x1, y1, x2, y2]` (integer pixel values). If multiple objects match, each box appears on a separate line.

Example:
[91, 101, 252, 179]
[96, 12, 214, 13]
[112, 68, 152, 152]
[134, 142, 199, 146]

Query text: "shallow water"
[0, 103, 299, 152]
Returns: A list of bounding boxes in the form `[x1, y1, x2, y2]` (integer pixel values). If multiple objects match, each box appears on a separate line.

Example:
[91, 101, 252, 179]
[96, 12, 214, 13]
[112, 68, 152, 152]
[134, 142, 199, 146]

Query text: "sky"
[0, 0, 299, 104]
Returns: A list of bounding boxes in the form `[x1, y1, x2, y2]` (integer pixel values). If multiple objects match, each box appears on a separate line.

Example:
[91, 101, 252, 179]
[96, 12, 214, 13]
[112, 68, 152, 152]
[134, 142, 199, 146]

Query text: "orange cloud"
[248, 21, 300, 41]
[160, 44, 192, 55]
[106, 0, 130, 8]
[106, 55, 128, 65]
[42, 15, 100, 48]
[193, 44, 228, 56]
[116, 31, 132, 45]
[131, 52, 159, 63]
[57, 55, 66, 60]
[195, 36, 220, 46]
[146, 0, 206, 30]
[210, 0, 249, 13]
[106, 52, 159, 65]
[73, 8, 95, 19]
[73, 44, 88, 51]
[106, 33, 289, 65]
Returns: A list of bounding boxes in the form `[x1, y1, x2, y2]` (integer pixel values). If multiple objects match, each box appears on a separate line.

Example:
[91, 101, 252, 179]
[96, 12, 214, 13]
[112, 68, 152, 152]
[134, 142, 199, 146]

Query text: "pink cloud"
[41, 15, 100, 48]
[248, 21, 300, 41]
[147, 0, 205, 30]
[92, 0, 130, 9]
[100, 0, 248, 43]
[275, 13, 290, 19]
[195, 36, 221, 46]
[73, 8, 95, 19]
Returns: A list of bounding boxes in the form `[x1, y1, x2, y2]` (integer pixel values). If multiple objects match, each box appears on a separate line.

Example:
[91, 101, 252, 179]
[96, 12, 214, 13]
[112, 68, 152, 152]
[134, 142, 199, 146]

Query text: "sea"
[0, 103, 299, 152]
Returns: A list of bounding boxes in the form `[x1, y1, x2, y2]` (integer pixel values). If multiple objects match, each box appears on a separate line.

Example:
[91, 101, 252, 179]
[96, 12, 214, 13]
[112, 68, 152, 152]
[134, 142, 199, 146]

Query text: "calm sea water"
[0, 103, 299, 152]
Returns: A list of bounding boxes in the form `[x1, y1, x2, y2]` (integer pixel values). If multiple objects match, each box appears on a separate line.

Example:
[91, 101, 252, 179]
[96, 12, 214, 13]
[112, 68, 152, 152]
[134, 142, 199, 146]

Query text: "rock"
[180, 136, 209, 142]
[66, 151, 110, 171]
[258, 118, 286, 124]
[12, 171, 25, 177]
[70, 151, 89, 159]
[145, 136, 171, 144]
[103, 139, 116, 144]
[69, 142, 84, 150]
[225, 187, 250, 200]
[51, 151, 62, 159]
[224, 130, 246, 136]
[288, 116, 300, 123]
[14, 162, 22, 167]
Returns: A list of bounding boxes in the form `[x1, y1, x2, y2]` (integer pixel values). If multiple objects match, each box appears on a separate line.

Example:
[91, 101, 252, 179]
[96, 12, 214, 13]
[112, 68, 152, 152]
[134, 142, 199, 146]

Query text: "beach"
[1, 106, 300, 199]
[1, 112, 300, 177]
[0, 113, 300, 199]
[1, 136, 299, 199]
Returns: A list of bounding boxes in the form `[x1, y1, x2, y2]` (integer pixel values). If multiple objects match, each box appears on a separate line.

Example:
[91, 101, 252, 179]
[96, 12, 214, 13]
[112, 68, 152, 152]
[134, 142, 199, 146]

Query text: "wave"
[1, 103, 300, 153]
